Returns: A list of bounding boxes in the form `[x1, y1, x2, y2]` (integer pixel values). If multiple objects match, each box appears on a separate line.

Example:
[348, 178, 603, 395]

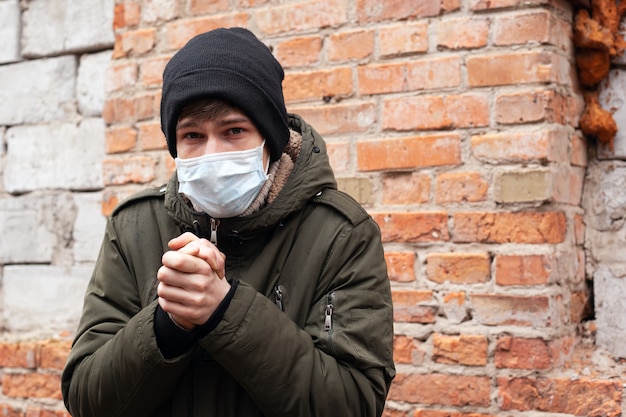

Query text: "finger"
[168, 232, 200, 251]
[161, 251, 211, 276]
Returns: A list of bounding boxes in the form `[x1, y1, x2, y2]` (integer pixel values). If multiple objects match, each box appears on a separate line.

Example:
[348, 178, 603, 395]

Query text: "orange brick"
[383, 409, 409, 417]
[103, 156, 157, 186]
[140, 55, 171, 87]
[0, 404, 23, 417]
[135, 92, 157, 121]
[357, 63, 405, 95]
[357, 135, 461, 171]
[113, 28, 156, 59]
[0, 342, 38, 369]
[255, 0, 347, 35]
[356, 0, 441, 23]
[385, 251, 416, 282]
[290, 102, 376, 136]
[435, 172, 489, 204]
[391, 289, 436, 323]
[382, 172, 431, 205]
[432, 334, 488, 366]
[493, 11, 553, 46]
[372, 212, 450, 243]
[498, 377, 622, 415]
[164, 14, 249, 50]
[38, 341, 71, 371]
[574, 213, 585, 244]
[382, 94, 486, 131]
[275, 36, 322, 68]
[326, 141, 350, 173]
[393, 335, 424, 364]
[102, 188, 142, 216]
[414, 410, 495, 417]
[388, 373, 491, 407]
[2, 373, 62, 400]
[113, 3, 141, 30]
[103, 97, 137, 124]
[470, 129, 568, 164]
[437, 17, 489, 50]
[188, 0, 230, 15]
[495, 336, 552, 369]
[327, 30, 374, 62]
[379, 22, 429, 57]
[442, 292, 468, 323]
[571, 133, 588, 167]
[472, 0, 549, 10]
[471, 294, 550, 327]
[495, 254, 552, 286]
[105, 61, 138, 93]
[106, 126, 137, 154]
[138, 122, 166, 151]
[237, 0, 270, 6]
[453, 212, 567, 244]
[426, 253, 491, 284]
[25, 408, 71, 417]
[283, 67, 353, 102]
[467, 51, 570, 87]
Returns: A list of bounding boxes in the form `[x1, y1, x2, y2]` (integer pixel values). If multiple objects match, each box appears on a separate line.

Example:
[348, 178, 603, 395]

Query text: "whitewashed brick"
[78, 51, 112, 117]
[2, 265, 92, 334]
[4, 119, 105, 192]
[0, 56, 76, 125]
[0, 195, 57, 264]
[73, 192, 107, 263]
[598, 70, 626, 159]
[0, 0, 20, 64]
[142, 0, 180, 23]
[22, 0, 114, 57]
[594, 266, 626, 359]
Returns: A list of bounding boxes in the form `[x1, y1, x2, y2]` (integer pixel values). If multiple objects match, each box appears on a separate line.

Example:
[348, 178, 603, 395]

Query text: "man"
[62, 27, 395, 417]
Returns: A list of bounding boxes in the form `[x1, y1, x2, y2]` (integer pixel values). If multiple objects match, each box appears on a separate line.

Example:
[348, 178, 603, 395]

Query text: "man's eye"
[230, 128, 244, 135]
[184, 132, 201, 139]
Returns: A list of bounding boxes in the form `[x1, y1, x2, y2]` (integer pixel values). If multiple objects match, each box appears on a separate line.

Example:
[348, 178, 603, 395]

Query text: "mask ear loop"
[262, 139, 270, 174]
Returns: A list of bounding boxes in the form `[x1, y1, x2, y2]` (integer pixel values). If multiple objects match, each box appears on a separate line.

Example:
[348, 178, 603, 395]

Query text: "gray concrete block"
[22, 0, 114, 57]
[0, 0, 21, 64]
[598, 69, 626, 160]
[78, 51, 112, 117]
[2, 265, 92, 334]
[594, 266, 626, 359]
[4, 118, 105, 193]
[73, 192, 107, 263]
[0, 56, 77, 125]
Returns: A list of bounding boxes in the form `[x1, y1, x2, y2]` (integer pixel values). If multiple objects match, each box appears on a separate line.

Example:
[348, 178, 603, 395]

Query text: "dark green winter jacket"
[61, 114, 395, 417]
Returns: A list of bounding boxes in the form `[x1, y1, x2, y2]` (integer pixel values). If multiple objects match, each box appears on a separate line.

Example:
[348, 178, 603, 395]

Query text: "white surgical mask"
[175, 143, 268, 218]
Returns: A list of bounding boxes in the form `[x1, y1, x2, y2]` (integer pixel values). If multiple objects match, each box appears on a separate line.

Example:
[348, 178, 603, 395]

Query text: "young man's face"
[175, 105, 268, 165]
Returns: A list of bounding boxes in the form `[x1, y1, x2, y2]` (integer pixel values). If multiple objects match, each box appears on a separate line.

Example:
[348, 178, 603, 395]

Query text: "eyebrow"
[176, 115, 252, 131]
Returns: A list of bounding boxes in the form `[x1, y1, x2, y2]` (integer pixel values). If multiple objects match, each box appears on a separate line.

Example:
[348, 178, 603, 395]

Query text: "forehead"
[178, 99, 247, 123]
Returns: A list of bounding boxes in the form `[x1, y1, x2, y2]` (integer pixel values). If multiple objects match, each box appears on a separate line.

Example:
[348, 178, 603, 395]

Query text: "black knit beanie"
[160, 27, 289, 162]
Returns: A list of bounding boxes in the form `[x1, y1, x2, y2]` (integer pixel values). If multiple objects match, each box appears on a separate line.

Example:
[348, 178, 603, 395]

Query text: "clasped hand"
[157, 232, 230, 331]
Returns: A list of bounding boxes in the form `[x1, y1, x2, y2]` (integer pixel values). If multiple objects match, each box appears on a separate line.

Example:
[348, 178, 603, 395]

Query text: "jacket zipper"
[274, 285, 284, 311]
[324, 293, 334, 331]
[210, 218, 219, 245]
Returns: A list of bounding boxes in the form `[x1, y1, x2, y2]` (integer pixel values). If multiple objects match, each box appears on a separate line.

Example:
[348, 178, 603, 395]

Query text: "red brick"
[372, 212, 449, 243]
[164, 14, 249, 50]
[470, 129, 568, 164]
[25, 409, 71, 417]
[496, 90, 569, 125]
[571, 133, 588, 167]
[289, 102, 376, 136]
[495, 336, 552, 369]
[255, 0, 347, 35]
[275, 36, 322, 68]
[574, 213, 585, 244]
[188, 0, 230, 15]
[391, 289, 436, 323]
[112, 29, 156, 59]
[356, 0, 441, 23]
[105, 126, 136, 154]
[379, 22, 429, 57]
[103, 156, 157, 186]
[357, 135, 462, 171]
[357, 63, 405, 95]
[414, 411, 495, 417]
[471, 0, 551, 10]
[2, 373, 62, 400]
[437, 17, 489, 50]
[388, 373, 491, 407]
[0, 404, 23, 417]
[283, 67, 353, 102]
[105, 61, 138, 93]
[326, 141, 350, 173]
[383, 410, 409, 417]
[471, 294, 551, 327]
[382, 94, 487, 131]
[393, 335, 424, 364]
[493, 11, 552, 46]
[498, 377, 622, 416]
[113, 3, 141, 30]
[495, 254, 552, 286]
[38, 341, 71, 371]
[385, 252, 416, 282]
[138, 122, 166, 151]
[467, 51, 570, 87]
[382, 172, 431, 205]
[435, 172, 488, 204]
[442, 0, 461, 12]
[0, 342, 38, 369]
[135, 92, 157, 121]
[426, 253, 491, 284]
[432, 334, 488, 366]
[327, 30, 374, 62]
[453, 212, 567, 244]
[140, 55, 171, 87]
[236, 0, 270, 6]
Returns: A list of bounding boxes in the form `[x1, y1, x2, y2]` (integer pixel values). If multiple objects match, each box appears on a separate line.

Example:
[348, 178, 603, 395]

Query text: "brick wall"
[0, 0, 625, 416]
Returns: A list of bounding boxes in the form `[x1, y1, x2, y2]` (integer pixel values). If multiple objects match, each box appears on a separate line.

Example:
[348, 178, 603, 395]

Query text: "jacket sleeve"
[198, 213, 396, 417]
[61, 218, 190, 417]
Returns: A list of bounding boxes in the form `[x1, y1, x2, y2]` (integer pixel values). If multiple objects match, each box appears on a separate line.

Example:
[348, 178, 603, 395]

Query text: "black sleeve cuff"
[154, 305, 197, 359]
[195, 279, 239, 338]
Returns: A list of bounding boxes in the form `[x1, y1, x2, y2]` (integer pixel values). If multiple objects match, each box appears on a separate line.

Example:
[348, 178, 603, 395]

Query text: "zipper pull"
[210, 218, 220, 245]
[274, 285, 284, 311]
[324, 303, 333, 331]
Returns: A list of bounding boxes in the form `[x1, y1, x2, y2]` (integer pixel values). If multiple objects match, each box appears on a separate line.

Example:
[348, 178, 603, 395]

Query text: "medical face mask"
[175, 143, 268, 218]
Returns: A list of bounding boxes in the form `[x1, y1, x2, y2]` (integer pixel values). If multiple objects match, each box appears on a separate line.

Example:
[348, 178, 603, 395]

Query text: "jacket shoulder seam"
[311, 188, 369, 226]
[111, 185, 167, 217]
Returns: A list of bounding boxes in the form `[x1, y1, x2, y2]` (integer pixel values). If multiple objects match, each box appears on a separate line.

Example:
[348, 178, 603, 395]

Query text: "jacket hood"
[164, 114, 337, 236]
